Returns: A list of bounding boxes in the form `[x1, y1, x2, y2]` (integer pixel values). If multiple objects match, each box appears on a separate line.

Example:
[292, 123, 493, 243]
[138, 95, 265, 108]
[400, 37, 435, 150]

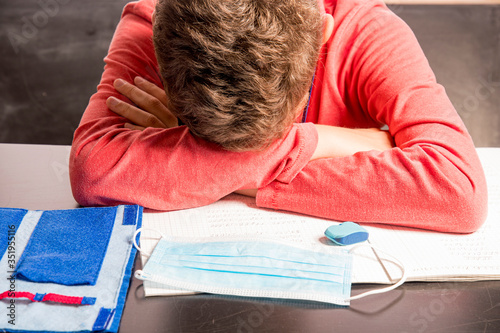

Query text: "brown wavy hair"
[153, 0, 322, 151]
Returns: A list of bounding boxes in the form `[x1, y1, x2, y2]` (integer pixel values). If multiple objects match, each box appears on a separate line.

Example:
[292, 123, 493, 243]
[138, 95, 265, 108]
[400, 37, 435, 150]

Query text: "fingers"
[107, 96, 166, 129]
[134, 77, 179, 128]
[134, 76, 169, 107]
[113, 78, 178, 128]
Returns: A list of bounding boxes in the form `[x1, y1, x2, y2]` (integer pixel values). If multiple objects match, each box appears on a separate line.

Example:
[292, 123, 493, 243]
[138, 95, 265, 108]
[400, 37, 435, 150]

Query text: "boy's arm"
[69, 0, 318, 210]
[255, 4, 488, 233]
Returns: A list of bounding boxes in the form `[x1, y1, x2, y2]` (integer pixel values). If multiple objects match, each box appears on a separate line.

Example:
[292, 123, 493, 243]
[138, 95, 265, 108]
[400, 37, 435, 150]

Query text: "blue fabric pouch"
[0, 205, 142, 333]
[15, 207, 116, 285]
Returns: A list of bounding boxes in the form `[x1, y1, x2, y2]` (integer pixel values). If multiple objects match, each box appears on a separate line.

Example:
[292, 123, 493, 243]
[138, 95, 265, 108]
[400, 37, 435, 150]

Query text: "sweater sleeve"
[69, 0, 317, 210]
[256, 2, 487, 233]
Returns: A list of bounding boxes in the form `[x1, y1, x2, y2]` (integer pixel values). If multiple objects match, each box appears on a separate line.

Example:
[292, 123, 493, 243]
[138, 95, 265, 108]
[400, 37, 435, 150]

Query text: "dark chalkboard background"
[0, 0, 130, 144]
[0, 2, 499, 147]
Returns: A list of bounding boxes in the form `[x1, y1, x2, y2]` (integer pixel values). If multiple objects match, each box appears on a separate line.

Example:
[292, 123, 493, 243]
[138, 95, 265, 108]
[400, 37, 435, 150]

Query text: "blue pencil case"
[0, 205, 142, 333]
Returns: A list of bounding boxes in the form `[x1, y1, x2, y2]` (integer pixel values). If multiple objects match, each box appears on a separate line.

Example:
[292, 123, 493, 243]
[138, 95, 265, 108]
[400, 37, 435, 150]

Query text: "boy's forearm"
[71, 116, 317, 210]
[311, 125, 394, 160]
[256, 139, 487, 234]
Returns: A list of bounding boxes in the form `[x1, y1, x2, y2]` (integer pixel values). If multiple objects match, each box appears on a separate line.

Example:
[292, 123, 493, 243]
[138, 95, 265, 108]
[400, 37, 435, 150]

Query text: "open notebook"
[139, 148, 500, 296]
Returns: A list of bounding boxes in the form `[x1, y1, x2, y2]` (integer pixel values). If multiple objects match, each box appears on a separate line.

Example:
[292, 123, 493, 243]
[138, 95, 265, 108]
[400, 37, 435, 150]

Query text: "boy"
[70, 0, 487, 233]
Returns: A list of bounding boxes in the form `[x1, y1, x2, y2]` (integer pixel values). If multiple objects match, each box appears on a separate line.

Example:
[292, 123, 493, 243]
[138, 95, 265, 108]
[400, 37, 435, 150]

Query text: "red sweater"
[70, 0, 487, 233]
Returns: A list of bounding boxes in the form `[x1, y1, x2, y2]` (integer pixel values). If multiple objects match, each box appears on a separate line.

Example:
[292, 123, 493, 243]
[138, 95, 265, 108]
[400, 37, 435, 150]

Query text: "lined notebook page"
[140, 148, 500, 296]
[140, 196, 391, 297]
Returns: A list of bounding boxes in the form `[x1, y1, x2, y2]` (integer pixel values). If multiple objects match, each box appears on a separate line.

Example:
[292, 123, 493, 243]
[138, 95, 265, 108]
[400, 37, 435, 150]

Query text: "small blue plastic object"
[324, 222, 369, 246]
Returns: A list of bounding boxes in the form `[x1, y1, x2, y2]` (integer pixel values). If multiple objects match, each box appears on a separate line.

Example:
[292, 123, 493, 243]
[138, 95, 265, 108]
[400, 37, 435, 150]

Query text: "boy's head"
[153, 0, 325, 151]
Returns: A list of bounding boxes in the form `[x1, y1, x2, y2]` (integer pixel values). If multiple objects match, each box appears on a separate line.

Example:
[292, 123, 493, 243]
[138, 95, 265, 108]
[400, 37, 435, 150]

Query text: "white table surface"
[0, 144, 78, 210]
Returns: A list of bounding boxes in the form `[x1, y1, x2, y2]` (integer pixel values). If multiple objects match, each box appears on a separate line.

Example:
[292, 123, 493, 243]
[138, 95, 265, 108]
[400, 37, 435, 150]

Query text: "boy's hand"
[106, 77, 178, 130]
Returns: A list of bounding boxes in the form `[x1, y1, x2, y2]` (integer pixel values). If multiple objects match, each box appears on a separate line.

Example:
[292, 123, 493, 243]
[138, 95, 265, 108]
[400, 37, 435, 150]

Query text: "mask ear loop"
[346, 243, 407, 301]
[133, 227, 167, 257]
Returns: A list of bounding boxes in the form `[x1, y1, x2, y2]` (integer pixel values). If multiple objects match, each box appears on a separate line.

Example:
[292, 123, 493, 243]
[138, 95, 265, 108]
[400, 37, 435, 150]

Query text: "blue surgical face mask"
[133, 229, 406, 306]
